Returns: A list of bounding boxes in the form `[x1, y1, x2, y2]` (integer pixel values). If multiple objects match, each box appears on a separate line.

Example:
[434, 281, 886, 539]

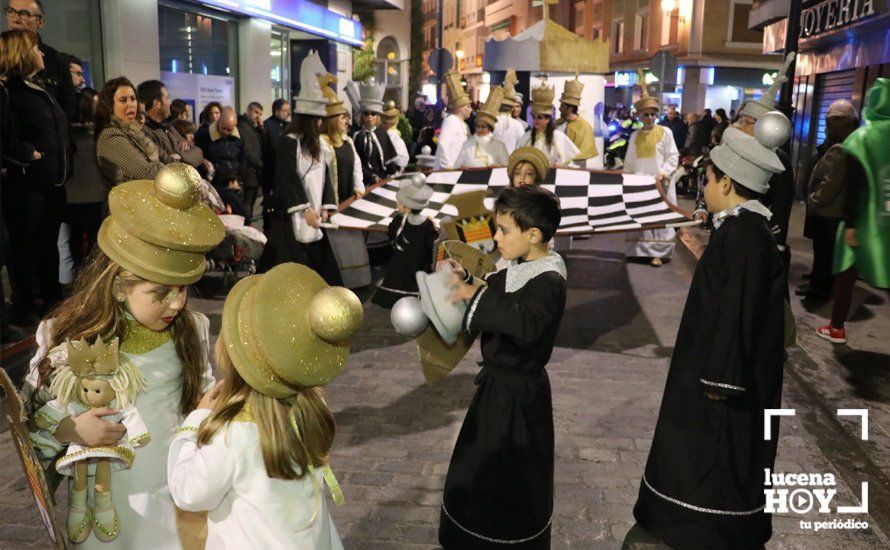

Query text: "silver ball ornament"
[754, 111, 791, 149]
[391, 296, 429, 337]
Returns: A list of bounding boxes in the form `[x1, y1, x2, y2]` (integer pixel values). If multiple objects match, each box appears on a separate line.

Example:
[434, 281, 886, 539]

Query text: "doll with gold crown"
[34, 335, 149, 542]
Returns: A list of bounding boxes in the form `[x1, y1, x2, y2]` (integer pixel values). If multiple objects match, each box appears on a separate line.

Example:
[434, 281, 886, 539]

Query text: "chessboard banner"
[330, 167, 694, 235]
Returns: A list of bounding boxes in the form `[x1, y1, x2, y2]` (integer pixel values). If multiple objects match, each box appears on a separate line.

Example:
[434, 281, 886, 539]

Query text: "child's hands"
[704, 391, 727, 401]
[447, 271, 481, 304]
[198, 381, 222, 410]
[304, 208, 320, 228]
[438, 258, 467, 280]
[55, 409, 126, 447]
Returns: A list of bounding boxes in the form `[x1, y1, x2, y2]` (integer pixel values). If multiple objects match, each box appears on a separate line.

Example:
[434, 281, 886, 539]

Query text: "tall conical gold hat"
[444, 71, 471, 110]
[476, 86, 504, 127]
[633, 69, 660, 113]
[501, 69, 519, 107]
[531, 77, 555, 117]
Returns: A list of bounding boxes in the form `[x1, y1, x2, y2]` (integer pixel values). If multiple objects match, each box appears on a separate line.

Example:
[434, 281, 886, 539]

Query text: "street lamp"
[455, 49, 465, 59]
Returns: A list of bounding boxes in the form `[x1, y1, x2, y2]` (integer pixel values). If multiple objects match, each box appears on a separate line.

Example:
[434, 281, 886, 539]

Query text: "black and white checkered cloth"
[330, 167, 691, 235]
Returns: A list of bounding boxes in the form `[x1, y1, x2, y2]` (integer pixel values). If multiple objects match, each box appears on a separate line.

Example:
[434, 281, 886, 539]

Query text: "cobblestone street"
[2, 204, 889, 549]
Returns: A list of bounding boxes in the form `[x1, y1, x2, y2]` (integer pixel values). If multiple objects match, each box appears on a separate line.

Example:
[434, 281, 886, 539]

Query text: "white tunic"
[455, 135, 509, 168]
[493, 113, 525, 154]
[433, 114, 470, 170]
[516, 129, 581, 167]
[387, 127, 410, 175]
[287, 134, 337, 244]
[622, 125, 680, 259]
[25, 314, 214, 550]
[168, 408, 344, 550]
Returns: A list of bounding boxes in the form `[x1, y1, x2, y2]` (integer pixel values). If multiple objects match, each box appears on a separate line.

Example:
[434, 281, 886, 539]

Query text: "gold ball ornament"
[308, 287, 364, 344]
[155, 163, 202, 209]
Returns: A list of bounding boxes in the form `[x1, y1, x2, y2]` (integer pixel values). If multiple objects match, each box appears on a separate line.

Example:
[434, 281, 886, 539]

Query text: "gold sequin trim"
[56, 446, 135, 469]
[93, 509, 119, 539]
[129, 432, 151, 446]
[120, 317, 172, 355]
[175, 425, 198, 434]
[232, 403, 254, 423]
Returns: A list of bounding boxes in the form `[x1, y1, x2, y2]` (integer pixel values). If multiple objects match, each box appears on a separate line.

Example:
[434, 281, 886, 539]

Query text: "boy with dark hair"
[633, 119, 791, 548]
[439, 185, 567, 549]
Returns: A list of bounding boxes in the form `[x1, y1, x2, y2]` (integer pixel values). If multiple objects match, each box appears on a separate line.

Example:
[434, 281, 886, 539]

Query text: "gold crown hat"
[740, 52, 796, 120]
[560, 73, 583, 107]
[318, 72, 348, 118]
[222, 263, 364, 398]
[531, 77, 556, 117]
[475, 86, 505, 128]
[67, 335, 120, 377]
[508, 146, 550, 182]
[501, 69, 519, 108]
[444, 71, 472, 110]
[98, 163, 226, 286]
[381, 100, 401, 122]
[633, 69, 660, 113]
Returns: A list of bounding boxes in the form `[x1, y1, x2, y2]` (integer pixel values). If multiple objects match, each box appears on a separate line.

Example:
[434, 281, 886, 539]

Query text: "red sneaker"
[816, 324, 847, 344]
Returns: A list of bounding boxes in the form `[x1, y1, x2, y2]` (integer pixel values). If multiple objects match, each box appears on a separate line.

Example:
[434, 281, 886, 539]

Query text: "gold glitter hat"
[501, 69, 518, 108]
[444, 71, 472, 110]
[319, 72, 348, 118]
[508, 146, 550, 183]
[560, 73, 583, 107]
[633, 69, 660, 113]
[381, 100, 401, 122]
[222, 263, 364, 398]
[475, 86, 504, 128]
[97, 163, 226, 286]
[531, 78, 556, 117]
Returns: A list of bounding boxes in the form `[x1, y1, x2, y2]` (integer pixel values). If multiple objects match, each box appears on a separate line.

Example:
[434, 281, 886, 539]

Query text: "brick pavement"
[2, 213, 889, 549]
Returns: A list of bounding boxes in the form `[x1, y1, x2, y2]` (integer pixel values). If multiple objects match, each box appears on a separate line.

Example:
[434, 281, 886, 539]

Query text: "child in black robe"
[633, 123, 791, 549]
[439, 185, 567, 549]
[372, 174, 438, 308]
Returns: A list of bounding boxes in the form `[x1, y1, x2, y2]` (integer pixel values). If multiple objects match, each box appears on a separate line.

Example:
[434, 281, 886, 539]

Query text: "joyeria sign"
[763, 409, 869, 531]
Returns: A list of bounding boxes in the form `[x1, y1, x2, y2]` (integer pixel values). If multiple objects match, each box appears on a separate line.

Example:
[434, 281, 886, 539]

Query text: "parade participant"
[439, 185, 566, 549]
[508, 146, 549, 188]
[168, 262, 362, 550]
[455, 86, 509, 169]
[371, 174, 438, 308]
[556, 75, 598, 167]
[633, 117, 791, 549]
[24, 163, 224, 549]
[816, 78, 890, 344]
[415, 144, 436, 176]
[259, 52, 342, 285]
[512, 91, 529, 130]
[623, 71, 679, 267]
[494, 69, 525, 154]
[433, 71, 472, 170]
[352, 78, 399, 185]
[736, 52, 796, 283]
[319, 72, 371, 289]
[516, 77, 580, 167]
[381, 100, 409, 175]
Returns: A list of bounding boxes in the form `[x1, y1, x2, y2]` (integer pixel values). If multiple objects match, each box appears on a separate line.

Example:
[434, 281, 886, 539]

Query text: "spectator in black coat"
[196, 106, 248, 218]
[0, 29, 69, 325]
[237, 101, 265, 224]
[262, 98, 290, 225]
[661, 106, 687, 151]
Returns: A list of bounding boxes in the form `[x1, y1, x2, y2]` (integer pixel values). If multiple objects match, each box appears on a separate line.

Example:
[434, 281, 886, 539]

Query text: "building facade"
[749, 0, 888, 193]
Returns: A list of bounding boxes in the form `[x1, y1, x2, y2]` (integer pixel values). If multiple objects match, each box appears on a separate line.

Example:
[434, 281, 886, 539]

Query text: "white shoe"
[66, 484, 92, 543]
[92, 489, 119, 542]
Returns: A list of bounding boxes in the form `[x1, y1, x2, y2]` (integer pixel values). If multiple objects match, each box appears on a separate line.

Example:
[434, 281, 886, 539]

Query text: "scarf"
[111, 116, 160, 163]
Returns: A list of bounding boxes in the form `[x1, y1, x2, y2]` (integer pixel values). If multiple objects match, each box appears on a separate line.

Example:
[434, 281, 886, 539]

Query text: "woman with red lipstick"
[24, 164, 225, 548]
[94, 76, 164, 186]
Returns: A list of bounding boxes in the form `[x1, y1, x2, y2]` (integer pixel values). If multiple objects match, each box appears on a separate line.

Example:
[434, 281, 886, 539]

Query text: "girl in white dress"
[25, 163, 224, 548]
[516, 78, 580, 168]
[168, 262, 363, 550]
[455, 85, 509, 169]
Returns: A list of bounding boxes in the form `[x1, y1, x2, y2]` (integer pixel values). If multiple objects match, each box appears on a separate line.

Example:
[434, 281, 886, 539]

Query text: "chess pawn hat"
[444, 71, 472, 110]
[531, 77, 556, 117]
[222, 263, 364, 398]
[97, 163, 225, 286]
[501, 69, 519, 107]
[740, 52, 796, 120]
[633, 69, 660, 113]
[709, 111, 791, 194]
[396, 173, 433, 210]
[358, 77, 386, 114]
[381, 100, 401, 122]
[318, 72, 348, 118]
[294, 51, 329, 117]
[475, 86, 505, 128]
[415, 145, 435, 169]
[560, 73, 583, 107]
[390, 263, 467, 345]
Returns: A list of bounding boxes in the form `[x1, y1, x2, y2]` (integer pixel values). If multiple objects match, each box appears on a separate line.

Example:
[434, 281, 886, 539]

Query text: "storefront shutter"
[814, 70, 857, 144]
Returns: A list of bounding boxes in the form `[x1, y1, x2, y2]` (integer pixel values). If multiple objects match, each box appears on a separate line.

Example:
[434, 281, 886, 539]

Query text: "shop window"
[158, 5, 235, 77]
[270, 31, 288, 102]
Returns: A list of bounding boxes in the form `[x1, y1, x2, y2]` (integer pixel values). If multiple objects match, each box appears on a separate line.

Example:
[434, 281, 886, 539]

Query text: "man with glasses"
[351, 79, 399, 186]
[623, 75, 680, 267]
[5, 0, 76, 122]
